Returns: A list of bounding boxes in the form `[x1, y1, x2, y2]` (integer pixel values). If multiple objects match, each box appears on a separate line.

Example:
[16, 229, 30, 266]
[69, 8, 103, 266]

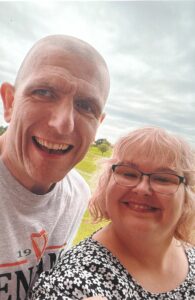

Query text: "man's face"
[1, 46, 109, 193]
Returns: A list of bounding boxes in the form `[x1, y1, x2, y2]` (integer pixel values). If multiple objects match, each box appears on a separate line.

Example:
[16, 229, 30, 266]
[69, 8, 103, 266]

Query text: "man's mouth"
[32, 136, 73, 155]
[121, 200, 158, 212]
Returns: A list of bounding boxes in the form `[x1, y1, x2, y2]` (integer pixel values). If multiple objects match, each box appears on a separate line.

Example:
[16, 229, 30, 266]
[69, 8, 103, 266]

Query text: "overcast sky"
[0, 1, 195, 146]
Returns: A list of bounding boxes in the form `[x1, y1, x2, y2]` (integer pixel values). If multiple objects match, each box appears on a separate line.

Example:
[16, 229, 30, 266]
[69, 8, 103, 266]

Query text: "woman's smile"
[121, 199, 159, 213]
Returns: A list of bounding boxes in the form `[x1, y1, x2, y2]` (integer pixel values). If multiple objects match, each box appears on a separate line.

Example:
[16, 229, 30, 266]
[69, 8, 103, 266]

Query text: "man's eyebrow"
[23, 80, 77, 97]
[23, 81, 54, 92]
[76, 95, 100, 104]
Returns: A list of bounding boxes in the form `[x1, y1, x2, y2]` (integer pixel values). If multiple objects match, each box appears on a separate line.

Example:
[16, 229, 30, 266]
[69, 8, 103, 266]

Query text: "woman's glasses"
[112, 164, 186, 195]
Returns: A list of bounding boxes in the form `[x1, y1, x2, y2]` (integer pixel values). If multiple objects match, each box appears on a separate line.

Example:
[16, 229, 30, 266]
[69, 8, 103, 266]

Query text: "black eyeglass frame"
[111, 164, 186, 192]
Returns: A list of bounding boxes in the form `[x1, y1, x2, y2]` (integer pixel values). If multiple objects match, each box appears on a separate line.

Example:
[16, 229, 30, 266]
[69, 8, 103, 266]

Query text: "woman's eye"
[124, 173, 138, 178]
[153, 176, 171, 183]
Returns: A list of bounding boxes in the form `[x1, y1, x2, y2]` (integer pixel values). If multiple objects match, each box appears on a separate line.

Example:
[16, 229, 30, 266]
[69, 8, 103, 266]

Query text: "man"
[0, 35, 110, 299]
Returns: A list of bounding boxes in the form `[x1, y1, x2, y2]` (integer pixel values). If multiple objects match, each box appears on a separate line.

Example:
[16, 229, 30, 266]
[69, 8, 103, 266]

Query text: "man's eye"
[33, 89, 52, 97]
[75, 100, 94, 114]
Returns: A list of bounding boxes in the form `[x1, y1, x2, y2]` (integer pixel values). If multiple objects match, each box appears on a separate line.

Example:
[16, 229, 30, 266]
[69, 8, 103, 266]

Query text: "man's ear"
[99, 112, 106, 125]
[0, 82, 15, 123]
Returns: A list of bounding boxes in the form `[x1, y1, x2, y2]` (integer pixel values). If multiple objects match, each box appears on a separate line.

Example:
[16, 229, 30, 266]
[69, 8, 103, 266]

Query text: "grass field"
[73, 145, 112, 245]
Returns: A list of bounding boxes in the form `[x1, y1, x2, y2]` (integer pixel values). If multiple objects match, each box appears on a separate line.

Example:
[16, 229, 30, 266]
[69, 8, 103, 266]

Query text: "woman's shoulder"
[59, 236, 111, 266]
[185, 245, 195, 254]
[185, 245, 195, 264]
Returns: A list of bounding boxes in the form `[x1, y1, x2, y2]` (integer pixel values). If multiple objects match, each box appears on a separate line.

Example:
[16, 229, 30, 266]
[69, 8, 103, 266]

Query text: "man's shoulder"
[61, 169, 91, 198]
[67, 168, 86, 181]
[66, 169, 90, 189]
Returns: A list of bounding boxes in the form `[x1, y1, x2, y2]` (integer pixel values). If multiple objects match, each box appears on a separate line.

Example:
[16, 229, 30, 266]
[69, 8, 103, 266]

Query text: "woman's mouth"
[121, 200, 158, 213]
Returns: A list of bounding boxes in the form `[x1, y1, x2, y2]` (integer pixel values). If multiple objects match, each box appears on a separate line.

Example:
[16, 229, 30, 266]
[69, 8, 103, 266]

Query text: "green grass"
[73, 210, 108, 245]
[73, 145, 111, 245]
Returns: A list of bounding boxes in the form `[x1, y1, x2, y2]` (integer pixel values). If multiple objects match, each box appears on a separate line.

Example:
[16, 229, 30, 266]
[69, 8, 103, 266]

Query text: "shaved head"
[15, 35, 110, 100]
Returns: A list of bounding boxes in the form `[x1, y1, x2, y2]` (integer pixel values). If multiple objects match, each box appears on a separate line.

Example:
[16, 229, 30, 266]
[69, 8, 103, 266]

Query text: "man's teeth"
[35, 137, 70, 151]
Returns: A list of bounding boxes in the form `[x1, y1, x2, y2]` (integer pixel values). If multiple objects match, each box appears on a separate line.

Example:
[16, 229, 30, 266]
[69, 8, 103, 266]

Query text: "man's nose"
[48, 100, 74, 135]
[131, 175, 152, 195]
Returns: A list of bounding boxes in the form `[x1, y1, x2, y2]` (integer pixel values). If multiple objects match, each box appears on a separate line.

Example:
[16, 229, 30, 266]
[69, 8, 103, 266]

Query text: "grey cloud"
[0, 1, 194, 147]
[0, 2, 47, 41]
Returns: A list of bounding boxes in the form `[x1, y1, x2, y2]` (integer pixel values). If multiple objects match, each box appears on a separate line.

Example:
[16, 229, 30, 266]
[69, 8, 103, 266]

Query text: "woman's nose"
[131, 175, 152, 195]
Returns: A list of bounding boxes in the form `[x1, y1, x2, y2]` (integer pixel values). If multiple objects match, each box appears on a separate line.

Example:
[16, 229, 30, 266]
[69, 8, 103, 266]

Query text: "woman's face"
[105, 156, 186, 241]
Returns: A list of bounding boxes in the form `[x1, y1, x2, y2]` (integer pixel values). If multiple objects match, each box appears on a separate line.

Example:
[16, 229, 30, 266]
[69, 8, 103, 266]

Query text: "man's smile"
[32, 136, 73, 155]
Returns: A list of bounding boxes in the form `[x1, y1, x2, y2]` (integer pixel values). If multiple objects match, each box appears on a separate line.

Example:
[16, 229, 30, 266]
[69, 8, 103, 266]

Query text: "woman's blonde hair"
[89, 126, 195, 245]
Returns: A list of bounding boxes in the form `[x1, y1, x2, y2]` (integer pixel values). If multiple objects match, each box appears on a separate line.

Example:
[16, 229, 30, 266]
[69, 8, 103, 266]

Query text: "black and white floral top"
[30, 237, 195, 300]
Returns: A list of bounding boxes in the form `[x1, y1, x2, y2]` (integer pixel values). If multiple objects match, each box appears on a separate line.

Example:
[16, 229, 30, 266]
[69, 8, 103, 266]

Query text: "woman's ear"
[0, 82, 15, 123]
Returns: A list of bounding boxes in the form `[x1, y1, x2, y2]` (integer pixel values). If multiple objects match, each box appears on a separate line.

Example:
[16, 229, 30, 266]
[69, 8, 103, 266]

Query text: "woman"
[30, 127, 195, 299]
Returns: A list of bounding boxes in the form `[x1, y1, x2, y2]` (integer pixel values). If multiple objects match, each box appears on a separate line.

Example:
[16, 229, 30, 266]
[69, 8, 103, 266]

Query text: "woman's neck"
[94, 223, 175, 263]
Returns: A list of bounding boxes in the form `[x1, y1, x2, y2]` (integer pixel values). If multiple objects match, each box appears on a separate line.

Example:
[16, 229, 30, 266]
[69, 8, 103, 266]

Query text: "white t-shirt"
[0, 159, 90, 300]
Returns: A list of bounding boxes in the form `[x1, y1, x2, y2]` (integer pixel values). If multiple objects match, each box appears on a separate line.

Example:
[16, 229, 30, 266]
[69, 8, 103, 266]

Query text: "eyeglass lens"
[113, 165, 181, 194]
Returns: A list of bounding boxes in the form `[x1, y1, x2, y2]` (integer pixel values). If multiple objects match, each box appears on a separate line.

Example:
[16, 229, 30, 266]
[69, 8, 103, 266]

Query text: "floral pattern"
[30, 237, 195, 299]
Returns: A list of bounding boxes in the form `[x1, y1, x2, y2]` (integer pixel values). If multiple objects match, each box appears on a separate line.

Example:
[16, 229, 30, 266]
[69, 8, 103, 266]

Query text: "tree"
[95, 138, 111, 146]
[97, 143, 109, 156]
